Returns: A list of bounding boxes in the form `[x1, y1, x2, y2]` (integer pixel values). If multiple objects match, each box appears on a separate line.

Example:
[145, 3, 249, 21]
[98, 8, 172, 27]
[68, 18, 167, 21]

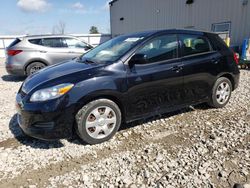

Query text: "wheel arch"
[219, 73, 235, 91]
[24, 59, 49, 75]
[75, 92, 127, 123]
[72, 92, 126, 136]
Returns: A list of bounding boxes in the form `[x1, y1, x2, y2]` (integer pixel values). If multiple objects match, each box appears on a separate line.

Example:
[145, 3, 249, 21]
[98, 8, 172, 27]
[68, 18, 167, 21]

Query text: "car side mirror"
[128, 54, 147, 66]
[84, 45, 93, 51]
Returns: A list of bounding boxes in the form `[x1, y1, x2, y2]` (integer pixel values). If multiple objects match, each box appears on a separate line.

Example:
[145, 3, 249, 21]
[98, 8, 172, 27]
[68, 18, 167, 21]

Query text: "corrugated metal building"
[110, 0, 250, 46]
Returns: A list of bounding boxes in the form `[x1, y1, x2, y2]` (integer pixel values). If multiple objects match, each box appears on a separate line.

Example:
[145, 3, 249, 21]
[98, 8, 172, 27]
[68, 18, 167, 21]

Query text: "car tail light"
[233, 52, 239, 64]
[7, 50, 22, 56]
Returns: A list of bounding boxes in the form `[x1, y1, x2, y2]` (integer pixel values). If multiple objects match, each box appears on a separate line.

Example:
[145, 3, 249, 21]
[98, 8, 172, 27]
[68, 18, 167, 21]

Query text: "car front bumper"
[16, 92, 75, 140]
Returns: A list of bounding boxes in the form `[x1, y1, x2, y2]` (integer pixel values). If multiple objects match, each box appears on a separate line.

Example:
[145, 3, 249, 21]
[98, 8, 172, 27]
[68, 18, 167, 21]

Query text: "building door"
[212, 22, 231, 45]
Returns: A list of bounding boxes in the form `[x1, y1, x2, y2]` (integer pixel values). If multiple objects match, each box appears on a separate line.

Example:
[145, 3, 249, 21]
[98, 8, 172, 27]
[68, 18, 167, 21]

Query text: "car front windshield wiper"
[76, 56, 97, 64]
[75, 56, 82, 62]
[84, 59, 97, 64]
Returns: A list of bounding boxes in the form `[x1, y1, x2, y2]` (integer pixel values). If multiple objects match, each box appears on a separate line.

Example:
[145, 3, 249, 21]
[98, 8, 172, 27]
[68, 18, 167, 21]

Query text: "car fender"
[70, 75, 127, 118]
[216, 72, 237, 90]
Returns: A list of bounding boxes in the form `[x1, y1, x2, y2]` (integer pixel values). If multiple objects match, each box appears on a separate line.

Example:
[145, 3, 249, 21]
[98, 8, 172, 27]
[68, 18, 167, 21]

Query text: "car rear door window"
[179, 34, 211, 56]
[42, 38, 67, 48]
[64, 38, 87, 49]
[135, 34, 178, 63]
[29, 39, 42, 45]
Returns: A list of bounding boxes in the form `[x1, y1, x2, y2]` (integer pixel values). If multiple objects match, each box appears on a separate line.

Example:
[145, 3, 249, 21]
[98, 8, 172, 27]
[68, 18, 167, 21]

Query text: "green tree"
[89, 26, 99, 34]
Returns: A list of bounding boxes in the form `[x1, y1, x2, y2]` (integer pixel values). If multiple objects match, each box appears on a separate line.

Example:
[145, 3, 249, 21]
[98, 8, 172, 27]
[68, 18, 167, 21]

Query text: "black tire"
[208, 77, 232, 108]
[26, 62, 46, 76]
[75, 99, 122, 145]
[241, 64, 247, 69]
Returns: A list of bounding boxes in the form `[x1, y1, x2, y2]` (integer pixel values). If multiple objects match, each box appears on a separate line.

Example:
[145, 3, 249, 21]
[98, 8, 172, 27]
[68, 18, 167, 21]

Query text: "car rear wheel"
[26, 62, 46, 76]
[241, 64, 247, 69]
[208, 77, 232, 108]
[75, 99, 121, 145]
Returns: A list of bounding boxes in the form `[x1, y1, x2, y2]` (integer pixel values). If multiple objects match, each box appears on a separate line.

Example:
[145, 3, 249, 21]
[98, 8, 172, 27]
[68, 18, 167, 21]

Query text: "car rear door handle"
[171, 65, 182, 72]
[68, 51, 75, 53]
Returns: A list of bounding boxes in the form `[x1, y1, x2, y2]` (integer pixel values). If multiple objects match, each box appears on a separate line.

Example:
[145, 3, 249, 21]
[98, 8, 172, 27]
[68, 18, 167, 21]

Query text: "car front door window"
[135, 34, 178, 63]
[65, 38, 87, 49]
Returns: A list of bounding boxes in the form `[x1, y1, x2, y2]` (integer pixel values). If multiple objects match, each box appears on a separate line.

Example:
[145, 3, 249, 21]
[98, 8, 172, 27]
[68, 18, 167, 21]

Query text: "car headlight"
[30, 83, 74, 102]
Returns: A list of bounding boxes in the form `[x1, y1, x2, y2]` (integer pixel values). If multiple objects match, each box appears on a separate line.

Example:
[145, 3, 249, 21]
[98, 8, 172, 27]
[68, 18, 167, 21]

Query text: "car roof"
[118, 31, 156, 38]
[23, 34, 78, 40]
[124, 29, 215, 38]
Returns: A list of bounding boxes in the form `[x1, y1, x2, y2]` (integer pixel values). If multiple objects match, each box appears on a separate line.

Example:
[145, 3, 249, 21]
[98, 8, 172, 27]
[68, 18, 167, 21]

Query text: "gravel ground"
[0, 66, 249, 188]
[0, 58, 6, 65]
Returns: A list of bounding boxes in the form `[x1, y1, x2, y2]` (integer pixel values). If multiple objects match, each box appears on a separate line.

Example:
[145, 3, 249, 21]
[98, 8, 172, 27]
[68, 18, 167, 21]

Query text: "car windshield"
[80, 35, 145, 64]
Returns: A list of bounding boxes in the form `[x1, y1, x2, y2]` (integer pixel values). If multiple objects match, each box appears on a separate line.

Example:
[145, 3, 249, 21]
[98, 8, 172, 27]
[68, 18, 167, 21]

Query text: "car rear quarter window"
[135, 34, 178, 63]
[29, 39, 43, 45]
[42, 38, 67, 48]
[179, 34, 211, 57]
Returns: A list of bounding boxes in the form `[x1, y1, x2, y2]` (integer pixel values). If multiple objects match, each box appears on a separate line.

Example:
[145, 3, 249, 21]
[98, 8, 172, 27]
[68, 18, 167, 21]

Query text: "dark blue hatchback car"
[16, 29, 240, 144]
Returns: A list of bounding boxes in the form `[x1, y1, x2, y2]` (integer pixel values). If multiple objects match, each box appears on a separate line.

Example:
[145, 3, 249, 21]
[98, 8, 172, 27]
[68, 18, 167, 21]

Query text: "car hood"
[22, 60, 105, 94]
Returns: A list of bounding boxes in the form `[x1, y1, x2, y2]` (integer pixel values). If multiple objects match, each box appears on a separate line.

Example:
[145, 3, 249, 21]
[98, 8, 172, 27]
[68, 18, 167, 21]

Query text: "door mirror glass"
[129, 54, 147, 65]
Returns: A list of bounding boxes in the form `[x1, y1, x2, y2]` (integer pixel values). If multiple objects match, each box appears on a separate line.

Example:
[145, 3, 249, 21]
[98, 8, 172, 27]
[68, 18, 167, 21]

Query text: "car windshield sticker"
[125, 37, 143, 42]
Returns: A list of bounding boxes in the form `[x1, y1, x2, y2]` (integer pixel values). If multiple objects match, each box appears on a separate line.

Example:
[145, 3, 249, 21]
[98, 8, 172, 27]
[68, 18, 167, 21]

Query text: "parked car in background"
[16, 29, 240, 145]
[5, 35, 93, 76]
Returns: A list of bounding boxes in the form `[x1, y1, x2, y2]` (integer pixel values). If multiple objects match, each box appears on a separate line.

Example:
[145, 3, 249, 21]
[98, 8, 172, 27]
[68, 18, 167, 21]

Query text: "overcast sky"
[0, 0, 110, 35]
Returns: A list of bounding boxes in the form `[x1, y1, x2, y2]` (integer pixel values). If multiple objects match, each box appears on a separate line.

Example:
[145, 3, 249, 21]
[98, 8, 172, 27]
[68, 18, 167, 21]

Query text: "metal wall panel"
[110, 0, 250, 46]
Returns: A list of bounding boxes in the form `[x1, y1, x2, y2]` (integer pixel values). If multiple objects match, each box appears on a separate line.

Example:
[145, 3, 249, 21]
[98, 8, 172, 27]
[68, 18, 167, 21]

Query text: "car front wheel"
[208, 77, 232, 108]
[75, 99, 122, 145]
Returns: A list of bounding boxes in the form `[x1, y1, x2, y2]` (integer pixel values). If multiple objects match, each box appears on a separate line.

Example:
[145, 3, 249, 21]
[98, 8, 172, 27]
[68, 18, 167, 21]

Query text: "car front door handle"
[39, 50, 47, 53]
[171, 66, 183, 72]
[212, 58, 219, 64]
